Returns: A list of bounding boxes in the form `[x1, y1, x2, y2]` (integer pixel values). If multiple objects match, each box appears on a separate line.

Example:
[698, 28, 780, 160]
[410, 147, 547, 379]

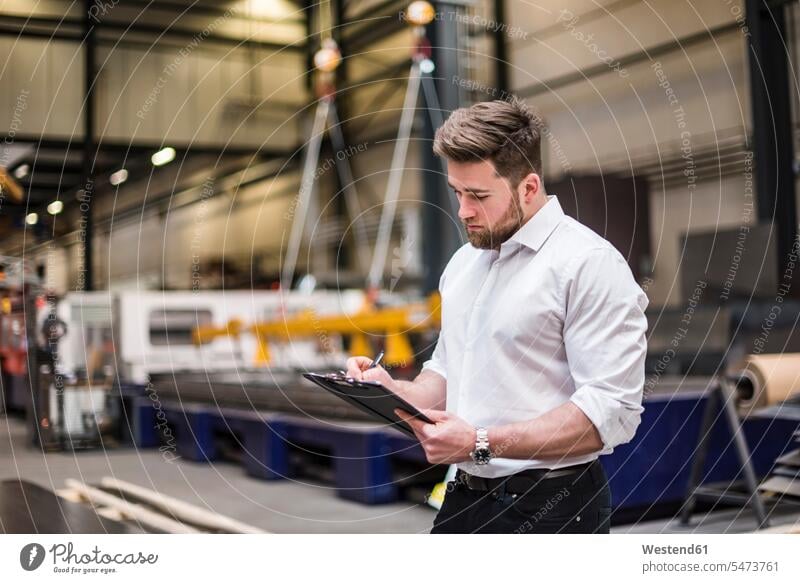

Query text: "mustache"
[463, 223, 497, 232]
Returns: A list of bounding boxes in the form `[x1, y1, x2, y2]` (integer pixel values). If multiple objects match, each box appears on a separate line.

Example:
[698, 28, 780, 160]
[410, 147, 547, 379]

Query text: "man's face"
[447, 160, 524, 250]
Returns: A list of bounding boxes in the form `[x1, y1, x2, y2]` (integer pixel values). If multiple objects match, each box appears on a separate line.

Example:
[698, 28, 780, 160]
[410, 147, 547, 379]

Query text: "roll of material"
[733, 354, 800, 416]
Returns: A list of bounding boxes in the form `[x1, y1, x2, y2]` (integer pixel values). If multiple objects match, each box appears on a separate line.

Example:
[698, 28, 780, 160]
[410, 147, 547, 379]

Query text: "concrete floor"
[0, 416, 436, 533]
[614, 502, 800, 534]
[615, 508, 800, 534]
[3, 415, 798, 534]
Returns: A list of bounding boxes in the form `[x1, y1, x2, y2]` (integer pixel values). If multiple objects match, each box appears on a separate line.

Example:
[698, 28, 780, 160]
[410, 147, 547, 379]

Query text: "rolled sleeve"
[421, 335, 447, 379]
[421, 270, 448, 380]
[564, 248, 649, 450]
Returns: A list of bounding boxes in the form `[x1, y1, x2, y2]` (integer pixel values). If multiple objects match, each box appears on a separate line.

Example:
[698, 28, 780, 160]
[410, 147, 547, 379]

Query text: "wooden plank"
[100, 477, 267, 533]
[758, 476, 800, 498]
[0, 480, 133, 534]
[776, 449, 800, 468]
[65, 480, 200, 534]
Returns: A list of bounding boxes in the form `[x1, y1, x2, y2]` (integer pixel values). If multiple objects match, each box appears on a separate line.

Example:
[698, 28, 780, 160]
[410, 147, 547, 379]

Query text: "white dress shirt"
[422, 195, 649, 478]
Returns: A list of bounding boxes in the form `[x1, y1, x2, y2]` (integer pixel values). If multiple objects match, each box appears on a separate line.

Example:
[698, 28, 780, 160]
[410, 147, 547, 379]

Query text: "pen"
[367, 350, 385, 370]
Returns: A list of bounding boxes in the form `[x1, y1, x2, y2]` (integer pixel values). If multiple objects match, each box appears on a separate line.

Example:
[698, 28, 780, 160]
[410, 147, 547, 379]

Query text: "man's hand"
[345, 356, 399, 392]
[395, 408, 475, 465]
[344, 355, 447, 411]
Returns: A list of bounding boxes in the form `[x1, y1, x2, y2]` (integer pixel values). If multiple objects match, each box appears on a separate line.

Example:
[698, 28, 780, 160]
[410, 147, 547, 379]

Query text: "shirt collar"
[504, 195, 565, 252]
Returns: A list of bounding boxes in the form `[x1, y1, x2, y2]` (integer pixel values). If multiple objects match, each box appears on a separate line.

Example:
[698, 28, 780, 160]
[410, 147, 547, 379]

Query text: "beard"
[464, 195, 524, 250]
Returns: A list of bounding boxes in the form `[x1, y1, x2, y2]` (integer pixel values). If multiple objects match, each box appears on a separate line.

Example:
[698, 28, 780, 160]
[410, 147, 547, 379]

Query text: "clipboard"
[301, 372, 434, 438]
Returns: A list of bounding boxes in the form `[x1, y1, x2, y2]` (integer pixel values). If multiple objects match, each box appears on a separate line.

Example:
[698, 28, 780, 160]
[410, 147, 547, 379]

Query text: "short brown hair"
[433, 98, 544, 186]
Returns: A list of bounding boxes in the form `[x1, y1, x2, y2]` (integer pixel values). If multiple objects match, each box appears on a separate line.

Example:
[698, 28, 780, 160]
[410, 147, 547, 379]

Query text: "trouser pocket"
[506, 467, 610, 534]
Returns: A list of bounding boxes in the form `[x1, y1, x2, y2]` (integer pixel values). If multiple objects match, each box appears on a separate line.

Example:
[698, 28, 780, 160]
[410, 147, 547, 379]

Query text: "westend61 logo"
[19, 542, 158, 575]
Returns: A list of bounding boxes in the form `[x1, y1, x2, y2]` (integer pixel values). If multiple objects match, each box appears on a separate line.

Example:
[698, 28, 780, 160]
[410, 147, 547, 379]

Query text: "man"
[346, 98, 648, 534]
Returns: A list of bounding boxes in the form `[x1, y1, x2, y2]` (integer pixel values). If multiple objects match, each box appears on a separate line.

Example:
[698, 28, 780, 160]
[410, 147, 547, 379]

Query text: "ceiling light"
[151, 147, 176, 167]
[110, 168, 128, 186]
[47, 200, 64, 215]
[14, 164, 29, 179]
[405, 1, 436, 26]
[25, 212, 38, 225]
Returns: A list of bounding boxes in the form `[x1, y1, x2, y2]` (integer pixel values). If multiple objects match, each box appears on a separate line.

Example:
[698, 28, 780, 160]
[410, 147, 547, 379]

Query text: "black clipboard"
[302, 372, 433, 438]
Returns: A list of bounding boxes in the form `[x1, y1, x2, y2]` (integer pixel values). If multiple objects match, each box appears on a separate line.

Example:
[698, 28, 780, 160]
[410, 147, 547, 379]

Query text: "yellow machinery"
[192, 293, 441, 368]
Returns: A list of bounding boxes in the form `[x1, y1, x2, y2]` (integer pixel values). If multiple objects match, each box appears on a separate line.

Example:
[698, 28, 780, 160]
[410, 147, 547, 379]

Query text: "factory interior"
[1, 0, 800, 537]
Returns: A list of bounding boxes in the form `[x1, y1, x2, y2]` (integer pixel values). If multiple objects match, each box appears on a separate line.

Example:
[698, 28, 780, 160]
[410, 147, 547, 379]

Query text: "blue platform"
[601, 389, 799, 510]
[123, 386, 799, 508]
[125, 395, 426, 504]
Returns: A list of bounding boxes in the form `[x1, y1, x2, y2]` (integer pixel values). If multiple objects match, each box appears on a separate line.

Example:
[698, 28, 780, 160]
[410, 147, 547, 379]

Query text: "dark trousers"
[430, 460, 612, 534]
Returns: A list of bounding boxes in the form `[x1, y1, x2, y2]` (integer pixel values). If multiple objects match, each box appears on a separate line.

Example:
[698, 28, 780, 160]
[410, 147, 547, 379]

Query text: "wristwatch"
[470, 427, 493, 465]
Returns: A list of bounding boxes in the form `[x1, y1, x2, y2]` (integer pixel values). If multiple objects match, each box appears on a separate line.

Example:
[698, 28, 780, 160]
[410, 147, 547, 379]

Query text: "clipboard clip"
[330, 370, 355, 383]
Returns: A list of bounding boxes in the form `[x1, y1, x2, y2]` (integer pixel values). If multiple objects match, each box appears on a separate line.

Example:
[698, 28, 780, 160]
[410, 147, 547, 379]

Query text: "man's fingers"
[395, 410, 427, 443]
[420, 408, 447, 421]
[395, 409, 428, 433]
[345, 356, 371, 379]
[361, 367, 385, 382]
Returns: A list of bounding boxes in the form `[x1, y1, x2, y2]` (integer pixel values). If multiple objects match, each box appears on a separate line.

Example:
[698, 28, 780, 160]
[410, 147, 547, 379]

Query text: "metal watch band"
[476, 427, 489, 449]
[471, 427, 492, 465]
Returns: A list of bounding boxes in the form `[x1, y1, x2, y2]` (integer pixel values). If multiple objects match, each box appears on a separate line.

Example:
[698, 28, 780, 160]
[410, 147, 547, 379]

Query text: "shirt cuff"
[570, 387, 642, 450]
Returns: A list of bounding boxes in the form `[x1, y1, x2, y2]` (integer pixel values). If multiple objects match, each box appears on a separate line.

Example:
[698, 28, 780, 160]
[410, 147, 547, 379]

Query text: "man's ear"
[518, 172, 541, 202]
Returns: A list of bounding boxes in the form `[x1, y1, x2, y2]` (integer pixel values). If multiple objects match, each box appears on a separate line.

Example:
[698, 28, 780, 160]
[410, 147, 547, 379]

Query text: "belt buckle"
[465, 474, 482, 491]
[464, 473, 489, 492]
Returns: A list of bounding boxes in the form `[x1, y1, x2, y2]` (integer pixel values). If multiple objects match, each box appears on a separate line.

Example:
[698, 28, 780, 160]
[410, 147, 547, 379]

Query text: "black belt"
[456, 461, 595, 495]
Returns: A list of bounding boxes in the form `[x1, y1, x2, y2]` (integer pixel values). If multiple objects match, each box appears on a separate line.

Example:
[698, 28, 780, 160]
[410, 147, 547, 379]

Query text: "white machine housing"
[56, 290, 366, 383]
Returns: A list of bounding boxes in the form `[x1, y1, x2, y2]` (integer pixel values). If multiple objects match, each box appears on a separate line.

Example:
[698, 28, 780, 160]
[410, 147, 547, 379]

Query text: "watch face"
[472, 447, 492, 464]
